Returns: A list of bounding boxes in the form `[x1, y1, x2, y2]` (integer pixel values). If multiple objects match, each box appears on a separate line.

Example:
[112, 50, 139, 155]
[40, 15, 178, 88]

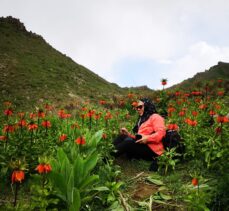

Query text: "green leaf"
[93, 186, 110, 191]
[83, 152, 98, 176]
[73, 156, 84, 187]
[158, 186, 167, 191]
[147, 177, 164, 186]
[159, 192, 172, 200]
[66, 169, 74, 203]
[113, 181, 124, 191]
[49, 172, 67, 201]
[151, 199, 167, 204]
[69, 188, 81, 211]
[92, 130, 103, 145]
[79, 175, 99, 190]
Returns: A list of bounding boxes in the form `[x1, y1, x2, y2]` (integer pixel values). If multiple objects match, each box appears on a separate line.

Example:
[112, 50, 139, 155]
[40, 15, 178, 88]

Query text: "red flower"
[199, 104, 207, 110]
[167, 107, 176, 113]
[195, 98, 201, 103]
[192, 111, 198, 117]
[38, 110, 45, 118]
[217, 116, 229, 123]
[215, 127, 222, 135]
[119, 100, 125, 107]
[43, 164, 52, 173]
[99, 100, 106, 105]
[28, 122, 38, 131]
[105, 112, 112, 120]
[102, 133, 107, 139]
[71, 123, 80, 129]
[192, 178, 198, 186]
[192, 91, 202, 96]
[209, 110, 216, 116]
[45, 104, 53, 111]
[217, 91, 224, 96]
[81, 107, 87, 111]
[184, 93, 190, 97]
[4, 101, 12, 107]
[218, 79, 223, 83]
[131, 101, 138, 107]
[179, 111, 185, 116]
[58, 109, 71, 119]
[4, 108, 13, 116]
[87, 110, 95, 118]
[59, 134, 67, 141]
[17, 119, 27, 127]
[185, 118, 197, 127]
[30, 112, 37, 119]
[127, 93, 134, 98]
[94, 113, 101, 120]
[81, 114, 86, 119]
[0, 135, 7, 141]
[167, 124, 179, 130]
[75, 137, 86, 145]
[3, 124, 15, 133]
[17, 112, 25, 119]
[36, 164, 52, 174]
[36, 164, 45, 174]
[11, 170, 25, 183]
[161, 79, 167, 86]
[58, 109, 65, 118]
[214, 104, 221, 110]
[41, 120, 51, 128]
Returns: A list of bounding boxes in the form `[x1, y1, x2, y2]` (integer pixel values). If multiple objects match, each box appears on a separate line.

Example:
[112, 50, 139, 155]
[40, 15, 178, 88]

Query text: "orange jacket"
[138, 113, 166, 155]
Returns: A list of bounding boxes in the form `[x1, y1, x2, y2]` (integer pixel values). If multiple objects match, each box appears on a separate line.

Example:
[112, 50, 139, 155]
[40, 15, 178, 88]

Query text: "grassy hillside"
[0, 16, 127, 110]
[1, 16, 228, 112]
[169, 61, 229, 91]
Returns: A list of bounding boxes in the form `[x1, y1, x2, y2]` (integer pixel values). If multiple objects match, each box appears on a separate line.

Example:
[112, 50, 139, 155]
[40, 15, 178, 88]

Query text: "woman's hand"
[120, 127, 129, 135]
[135, 135, 148, 144]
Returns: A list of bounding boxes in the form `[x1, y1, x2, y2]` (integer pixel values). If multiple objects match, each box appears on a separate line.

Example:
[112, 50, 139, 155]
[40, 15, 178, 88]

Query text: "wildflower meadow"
[0, 79, 228, 210]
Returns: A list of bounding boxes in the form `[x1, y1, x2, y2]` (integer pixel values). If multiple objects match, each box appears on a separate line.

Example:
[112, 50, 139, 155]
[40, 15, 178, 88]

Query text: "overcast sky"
[1, 0, 229, 89]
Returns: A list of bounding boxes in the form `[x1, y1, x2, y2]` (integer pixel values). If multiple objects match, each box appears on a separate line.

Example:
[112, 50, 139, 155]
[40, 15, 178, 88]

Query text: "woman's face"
[136, 101, 144, 116]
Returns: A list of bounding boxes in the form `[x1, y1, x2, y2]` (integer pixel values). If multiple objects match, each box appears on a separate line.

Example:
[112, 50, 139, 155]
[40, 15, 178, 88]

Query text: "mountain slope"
[169, 61, 229, 91]
[0, 16, 125, 110]
[0, 16, 228, 111]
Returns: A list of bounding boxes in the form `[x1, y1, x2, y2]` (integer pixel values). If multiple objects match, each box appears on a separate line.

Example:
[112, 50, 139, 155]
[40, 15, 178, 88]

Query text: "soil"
[131, 182, 159, 200]
[114, 156, 159, 200]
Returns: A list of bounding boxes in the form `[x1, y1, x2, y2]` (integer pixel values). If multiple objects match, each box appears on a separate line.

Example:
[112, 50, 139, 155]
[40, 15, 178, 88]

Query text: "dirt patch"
[131, 182, 158, 200]
[114, 157, 159, 201]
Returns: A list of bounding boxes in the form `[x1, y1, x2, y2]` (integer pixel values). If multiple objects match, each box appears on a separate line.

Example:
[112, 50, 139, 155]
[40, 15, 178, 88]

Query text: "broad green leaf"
[159, 192, 172, 200]
[49, 172, 67, 201]
[60, 154, 71, 182]
[73, 156, 84, 187]
[69, 188, 81, 211]
[113, 181, 124, 190]
[90, 130, 103, 146]
[83, 152, 98, 176]
[147, 177, 164, 186]
[158, 186, 168, 191]
[79, 174, 99, 190]
[66, 169, 74, 203]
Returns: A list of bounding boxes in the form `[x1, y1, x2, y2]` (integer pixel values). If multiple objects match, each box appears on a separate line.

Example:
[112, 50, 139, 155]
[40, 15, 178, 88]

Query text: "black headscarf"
[132, 98, 157, 133]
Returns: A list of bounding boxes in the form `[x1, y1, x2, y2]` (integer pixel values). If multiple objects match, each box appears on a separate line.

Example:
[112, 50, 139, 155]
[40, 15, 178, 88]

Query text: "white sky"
[1, 0, 229, 89]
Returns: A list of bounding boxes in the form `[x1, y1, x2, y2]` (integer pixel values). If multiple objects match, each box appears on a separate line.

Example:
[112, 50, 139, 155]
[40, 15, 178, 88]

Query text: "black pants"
[113, 135, 158, 161]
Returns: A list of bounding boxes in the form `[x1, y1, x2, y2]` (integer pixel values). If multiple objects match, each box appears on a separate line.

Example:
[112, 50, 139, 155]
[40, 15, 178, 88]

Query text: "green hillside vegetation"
[0, 16, 127, 110]
[0, 16, 228, 112]
[169, 61, 229, 91]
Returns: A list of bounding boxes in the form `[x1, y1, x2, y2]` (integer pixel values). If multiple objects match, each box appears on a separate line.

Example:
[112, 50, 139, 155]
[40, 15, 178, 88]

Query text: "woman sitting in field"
[113, 98, 166, 170]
